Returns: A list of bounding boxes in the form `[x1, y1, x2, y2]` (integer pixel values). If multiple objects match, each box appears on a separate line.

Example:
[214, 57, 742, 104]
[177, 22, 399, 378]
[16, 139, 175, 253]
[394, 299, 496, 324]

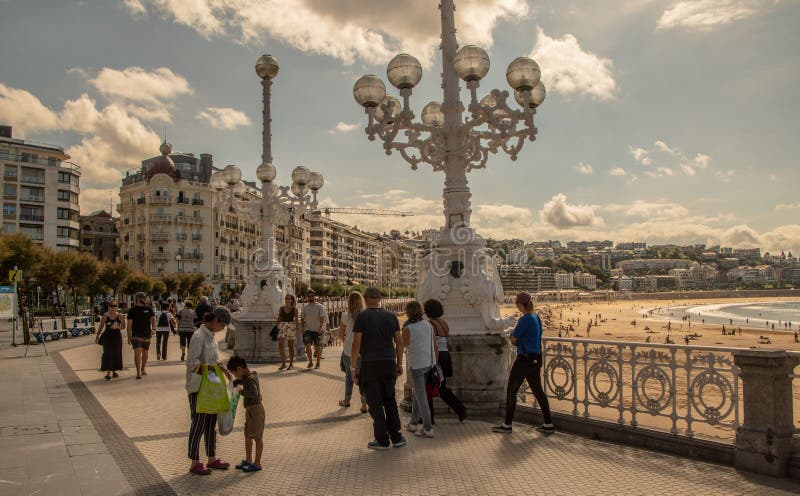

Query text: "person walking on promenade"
[350, 287, 406, 450]
[493, 291, 554, 435]
[402, 300, 436, 438]
[96, 298, 125, 381]
[276, 294, 299, 371]
[227, 356, 265, 473]
[301, 290, 327, 369]
[127, 292, 156, 380]
[194, 296, 212, 328]
[424, 298, 467, 422]
[185, 307, 233, 475]
[176, 300, 196, 361]
[155, 302, 176, 361]
[338, 291, 368, 412]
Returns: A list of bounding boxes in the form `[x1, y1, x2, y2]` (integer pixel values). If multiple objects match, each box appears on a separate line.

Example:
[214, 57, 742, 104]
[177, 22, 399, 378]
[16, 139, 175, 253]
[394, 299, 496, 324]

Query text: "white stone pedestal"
[232, 316, 281, 363]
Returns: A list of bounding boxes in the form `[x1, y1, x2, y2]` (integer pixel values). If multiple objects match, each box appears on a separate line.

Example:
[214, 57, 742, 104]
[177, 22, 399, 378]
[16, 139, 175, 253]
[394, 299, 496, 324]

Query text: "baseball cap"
[211, 306, 232, 325]
[515, 291, 532, 306]
[364, 286, 382, 299]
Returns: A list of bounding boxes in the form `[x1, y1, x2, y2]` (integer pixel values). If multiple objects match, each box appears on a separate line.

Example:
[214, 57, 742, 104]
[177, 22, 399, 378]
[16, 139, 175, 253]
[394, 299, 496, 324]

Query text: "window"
[20, 225, 43, 240]
[4, 165, 16, 178]
[3, 223, 15, 233]
[58, 189, 70, 201]
[0, 150, 8, 160]
[58, 172, 71, 183]
[83, 238, 92, 246]
[48, 157, 58, 167]
[4, 184, 16, 198]
[56, 226, 79, 239]
[20, 186, 44, 201]
[2, 204, 16, 216]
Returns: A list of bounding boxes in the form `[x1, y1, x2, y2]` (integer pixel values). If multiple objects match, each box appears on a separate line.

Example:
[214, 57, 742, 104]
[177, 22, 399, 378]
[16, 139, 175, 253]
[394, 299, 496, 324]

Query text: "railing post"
[732, 350, 798, 477]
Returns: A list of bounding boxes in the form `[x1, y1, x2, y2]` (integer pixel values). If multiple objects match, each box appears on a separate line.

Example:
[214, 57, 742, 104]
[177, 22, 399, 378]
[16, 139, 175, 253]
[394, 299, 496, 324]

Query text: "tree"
[32, 248, 71, 312]
[65, 252, 99, 315]
[162, 273, 180, 296]
[124, 272, 153, 296]
[0, 233, 44, 292]
[99, 262, 131, 296]
[151, 280, 167, 298]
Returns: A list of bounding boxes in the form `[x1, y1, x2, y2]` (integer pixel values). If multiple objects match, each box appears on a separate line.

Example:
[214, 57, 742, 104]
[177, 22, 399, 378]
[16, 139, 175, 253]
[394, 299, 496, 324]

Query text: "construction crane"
[319, 208, 415, 217]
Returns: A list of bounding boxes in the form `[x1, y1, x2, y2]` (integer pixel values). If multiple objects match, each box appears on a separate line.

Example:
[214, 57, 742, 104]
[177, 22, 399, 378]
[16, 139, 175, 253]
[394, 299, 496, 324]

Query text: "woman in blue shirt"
[493, 291, 554, 434]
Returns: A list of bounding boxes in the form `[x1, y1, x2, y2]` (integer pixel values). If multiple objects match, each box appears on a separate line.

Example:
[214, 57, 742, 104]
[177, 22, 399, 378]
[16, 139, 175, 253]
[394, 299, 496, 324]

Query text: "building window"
[3, 184, 16, 198]
[2, 204, 15, 216]
[56, 226, 78, 239]
[48, 157, 58, 167]
[58, 189, 70, 201]
[4, 165, 16, 179]
[3, 223, 15, 233]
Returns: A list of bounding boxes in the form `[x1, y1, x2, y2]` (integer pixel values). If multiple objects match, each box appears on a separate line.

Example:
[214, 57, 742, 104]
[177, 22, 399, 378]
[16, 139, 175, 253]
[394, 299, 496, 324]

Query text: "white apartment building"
[574, 272, 597, 290]
[1, 126, 81, 250]
[306, 212, 381, 287]
[616, 259, 697, 272]
[727, 265, 775, 284]
[379, 234, 420, 290]
[555, 272, 573, 289]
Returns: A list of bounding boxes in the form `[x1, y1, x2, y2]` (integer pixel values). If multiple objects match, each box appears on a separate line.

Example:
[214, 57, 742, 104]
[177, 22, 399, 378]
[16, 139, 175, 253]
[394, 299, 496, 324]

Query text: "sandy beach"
[532, 296, 800, 352]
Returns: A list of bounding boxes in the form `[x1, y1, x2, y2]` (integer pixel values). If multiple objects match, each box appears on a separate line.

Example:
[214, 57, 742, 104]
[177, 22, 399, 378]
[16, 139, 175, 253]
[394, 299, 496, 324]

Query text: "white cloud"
[776, 202, 800, 211]
[540, 193, 601, 229]
[88, 66, 192, 123]
[0, 83, 60, 136]
[530, 27, 616, 101]
[609, 167, 628, 177]
[657, 0, 772, 31]
[328, 122, 360, 135]
[605, 201, 689, 219]
[629, 140, 713, 177]
[196, 107, 251, 130]
[714, 169, 735, 182]
[125, 0, 529, 67]
[575, 162, 594, 175]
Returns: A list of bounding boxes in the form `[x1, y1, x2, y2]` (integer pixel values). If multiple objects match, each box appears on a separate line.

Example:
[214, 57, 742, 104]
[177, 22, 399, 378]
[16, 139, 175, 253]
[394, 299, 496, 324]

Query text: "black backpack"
[158, 311, 169, 328]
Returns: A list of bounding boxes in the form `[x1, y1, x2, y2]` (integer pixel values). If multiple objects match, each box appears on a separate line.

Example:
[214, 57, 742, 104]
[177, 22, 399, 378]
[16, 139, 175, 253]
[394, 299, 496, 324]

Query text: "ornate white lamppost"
[353, 0, 546, 414]
[211, 54, 324, 362]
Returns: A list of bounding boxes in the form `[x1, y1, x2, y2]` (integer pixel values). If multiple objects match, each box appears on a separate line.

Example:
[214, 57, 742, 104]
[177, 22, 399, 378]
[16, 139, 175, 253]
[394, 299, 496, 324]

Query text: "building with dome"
[116, 142, 311, 293]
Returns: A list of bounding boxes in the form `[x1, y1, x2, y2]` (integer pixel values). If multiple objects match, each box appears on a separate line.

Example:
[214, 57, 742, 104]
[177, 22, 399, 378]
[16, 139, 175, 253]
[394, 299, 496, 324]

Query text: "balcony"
[19, 195, 44, 203]
[19, 214, 44, 222]
[136, 233, 145, 241]
[136, 197, 146, 205]
[176, 215, 203, 225]
[150, 232, 169, 241]
[151, 196, 171, 204]
[177, 197, 190, 204]
[20, 176, 45, 185]
[149, 214, 173, 223]
[192, 234, 203, 242]
[182, 253, 203, 261]
[219, 255, 228, 262]
[150, 251, 170, 261]
[176, 233, 187, 241]
[192, 198, 204, 206]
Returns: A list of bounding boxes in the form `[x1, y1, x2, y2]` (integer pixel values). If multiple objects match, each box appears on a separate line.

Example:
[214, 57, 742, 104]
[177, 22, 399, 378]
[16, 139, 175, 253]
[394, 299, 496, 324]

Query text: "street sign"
[0, 286, 14, 293]
[8, 269, 21, 282]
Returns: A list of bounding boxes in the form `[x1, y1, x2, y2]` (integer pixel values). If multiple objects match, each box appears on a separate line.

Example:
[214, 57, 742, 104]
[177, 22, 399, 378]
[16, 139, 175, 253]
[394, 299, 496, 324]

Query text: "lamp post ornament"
[353, 0, 546, 411]
[211, 54, 324, 324]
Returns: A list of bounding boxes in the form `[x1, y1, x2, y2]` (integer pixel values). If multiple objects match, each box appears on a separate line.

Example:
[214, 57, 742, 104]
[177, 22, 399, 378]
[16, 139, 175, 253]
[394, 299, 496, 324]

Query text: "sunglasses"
[109, 304, 117, 307]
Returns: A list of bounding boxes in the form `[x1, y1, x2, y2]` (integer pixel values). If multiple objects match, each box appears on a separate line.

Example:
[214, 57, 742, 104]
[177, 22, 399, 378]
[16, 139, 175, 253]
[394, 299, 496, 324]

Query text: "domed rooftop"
[146, 141, 177, 181]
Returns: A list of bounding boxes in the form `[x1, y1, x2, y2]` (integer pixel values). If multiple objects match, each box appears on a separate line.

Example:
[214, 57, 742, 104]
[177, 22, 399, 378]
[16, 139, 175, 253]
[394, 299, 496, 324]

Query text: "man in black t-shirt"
[350, 287, 405, 450]
[126, 292, 156, 379]
[194, 296, 212, 328]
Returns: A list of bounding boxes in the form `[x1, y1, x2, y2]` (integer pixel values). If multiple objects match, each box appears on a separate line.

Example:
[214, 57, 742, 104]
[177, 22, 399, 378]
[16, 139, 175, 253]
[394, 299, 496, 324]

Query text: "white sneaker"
[414, 428, 434, 438]
[404, 422, 421, 433]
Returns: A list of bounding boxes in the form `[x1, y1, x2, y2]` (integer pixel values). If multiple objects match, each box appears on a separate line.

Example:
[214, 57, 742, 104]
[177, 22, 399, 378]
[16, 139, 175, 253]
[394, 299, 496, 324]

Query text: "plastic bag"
[196, 365, 230, 414]
[218, 386, 240, 436]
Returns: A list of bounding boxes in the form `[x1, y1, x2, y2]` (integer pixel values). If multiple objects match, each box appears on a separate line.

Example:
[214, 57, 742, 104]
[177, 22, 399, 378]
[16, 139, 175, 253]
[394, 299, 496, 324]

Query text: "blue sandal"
[242, 464, 262, 473]
[235, 460, 250, 470]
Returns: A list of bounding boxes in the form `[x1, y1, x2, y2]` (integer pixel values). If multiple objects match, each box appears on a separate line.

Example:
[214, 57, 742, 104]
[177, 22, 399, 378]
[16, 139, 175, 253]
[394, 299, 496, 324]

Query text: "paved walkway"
[3, 323, 800, 495]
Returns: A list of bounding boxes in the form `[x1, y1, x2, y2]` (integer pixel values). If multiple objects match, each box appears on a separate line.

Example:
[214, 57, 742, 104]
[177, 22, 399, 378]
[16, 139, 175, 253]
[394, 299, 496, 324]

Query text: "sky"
[1, 0, 799, 253]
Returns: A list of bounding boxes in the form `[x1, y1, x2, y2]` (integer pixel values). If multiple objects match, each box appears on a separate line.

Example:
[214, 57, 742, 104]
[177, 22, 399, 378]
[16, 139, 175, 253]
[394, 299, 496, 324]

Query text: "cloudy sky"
[1, 0, 799, 252]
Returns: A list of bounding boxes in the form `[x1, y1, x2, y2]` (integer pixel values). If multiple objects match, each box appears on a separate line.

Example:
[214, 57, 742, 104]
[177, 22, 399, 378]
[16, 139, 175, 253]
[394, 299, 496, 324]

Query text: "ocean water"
[649, 300, 800, 331]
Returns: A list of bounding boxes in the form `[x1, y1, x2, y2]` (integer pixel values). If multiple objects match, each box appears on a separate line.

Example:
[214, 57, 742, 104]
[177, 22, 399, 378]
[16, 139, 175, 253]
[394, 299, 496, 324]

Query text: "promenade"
[2, 322, 800, 495]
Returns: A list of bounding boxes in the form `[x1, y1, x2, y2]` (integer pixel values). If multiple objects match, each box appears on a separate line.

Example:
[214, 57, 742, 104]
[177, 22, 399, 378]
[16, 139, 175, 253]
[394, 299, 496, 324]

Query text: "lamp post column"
[260, 78, 277, 267]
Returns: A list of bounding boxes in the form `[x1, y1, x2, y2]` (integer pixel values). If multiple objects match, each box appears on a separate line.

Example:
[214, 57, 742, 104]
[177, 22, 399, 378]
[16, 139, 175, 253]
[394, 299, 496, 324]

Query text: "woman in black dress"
[97, 299, 125, 381]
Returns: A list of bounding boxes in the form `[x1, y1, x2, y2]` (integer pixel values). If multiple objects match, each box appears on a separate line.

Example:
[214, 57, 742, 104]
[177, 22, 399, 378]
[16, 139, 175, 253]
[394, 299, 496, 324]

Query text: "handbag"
[270, 325, 279, 341]
[196, 364, 230, 414]
[424, 322, 443, 398]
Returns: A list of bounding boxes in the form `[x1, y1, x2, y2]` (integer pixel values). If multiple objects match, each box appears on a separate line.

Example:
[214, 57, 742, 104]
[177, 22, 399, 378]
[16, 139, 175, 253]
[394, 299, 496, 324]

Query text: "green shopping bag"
[196, 364, 230, 414]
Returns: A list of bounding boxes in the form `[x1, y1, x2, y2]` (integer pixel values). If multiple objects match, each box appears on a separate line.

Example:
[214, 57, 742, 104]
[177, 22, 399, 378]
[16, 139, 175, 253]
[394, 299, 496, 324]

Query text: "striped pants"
[187, 393, 217, 460]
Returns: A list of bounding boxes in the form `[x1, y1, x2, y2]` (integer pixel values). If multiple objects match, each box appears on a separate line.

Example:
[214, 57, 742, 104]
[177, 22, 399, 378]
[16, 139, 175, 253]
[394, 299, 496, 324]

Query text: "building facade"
[79, 210, 120, 261]
[306, 212, 381, 288]
[1, 126, 81, 250]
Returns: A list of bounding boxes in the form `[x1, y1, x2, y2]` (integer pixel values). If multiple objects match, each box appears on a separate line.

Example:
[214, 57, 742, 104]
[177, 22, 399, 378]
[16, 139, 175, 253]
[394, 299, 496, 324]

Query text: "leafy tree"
[162, 273, 180, 296]
[65, 252, 99, 315]
[151, 280, 167, 298]
[0, 233, 44, 291]
[99, 262, 131, 296]
[124, 272, 153, 296]
[32, 248, 71, 310]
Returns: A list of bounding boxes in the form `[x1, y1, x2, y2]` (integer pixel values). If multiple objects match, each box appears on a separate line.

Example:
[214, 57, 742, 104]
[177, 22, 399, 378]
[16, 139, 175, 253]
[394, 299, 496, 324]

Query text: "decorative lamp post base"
[230, 266, 294, 363]
[405, 226, 515, 416]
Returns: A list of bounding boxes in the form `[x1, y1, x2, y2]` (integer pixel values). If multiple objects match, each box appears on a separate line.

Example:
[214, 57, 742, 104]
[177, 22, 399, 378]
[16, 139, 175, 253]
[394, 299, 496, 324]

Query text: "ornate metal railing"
[516, 337, 744, 440]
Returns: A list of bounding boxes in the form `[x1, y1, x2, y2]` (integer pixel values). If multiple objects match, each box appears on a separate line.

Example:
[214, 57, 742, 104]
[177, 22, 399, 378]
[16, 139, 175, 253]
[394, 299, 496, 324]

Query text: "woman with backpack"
[177, 300, 197, 361]
[155, 302, 176, 361]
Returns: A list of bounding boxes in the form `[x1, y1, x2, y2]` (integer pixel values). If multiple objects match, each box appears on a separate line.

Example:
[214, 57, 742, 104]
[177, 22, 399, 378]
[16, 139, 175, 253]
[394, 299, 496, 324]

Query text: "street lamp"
[353, 0, 546, 413]
[210, 54, 324, 362]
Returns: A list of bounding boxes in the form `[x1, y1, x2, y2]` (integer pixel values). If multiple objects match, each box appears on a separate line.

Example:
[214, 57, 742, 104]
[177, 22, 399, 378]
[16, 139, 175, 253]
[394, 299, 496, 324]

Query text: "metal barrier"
[515, 337, 746, 441]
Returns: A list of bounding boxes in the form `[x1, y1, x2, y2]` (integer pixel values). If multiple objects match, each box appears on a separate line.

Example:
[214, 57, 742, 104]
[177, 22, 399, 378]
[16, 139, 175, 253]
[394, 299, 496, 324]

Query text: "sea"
[649, 300, 800, 331]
